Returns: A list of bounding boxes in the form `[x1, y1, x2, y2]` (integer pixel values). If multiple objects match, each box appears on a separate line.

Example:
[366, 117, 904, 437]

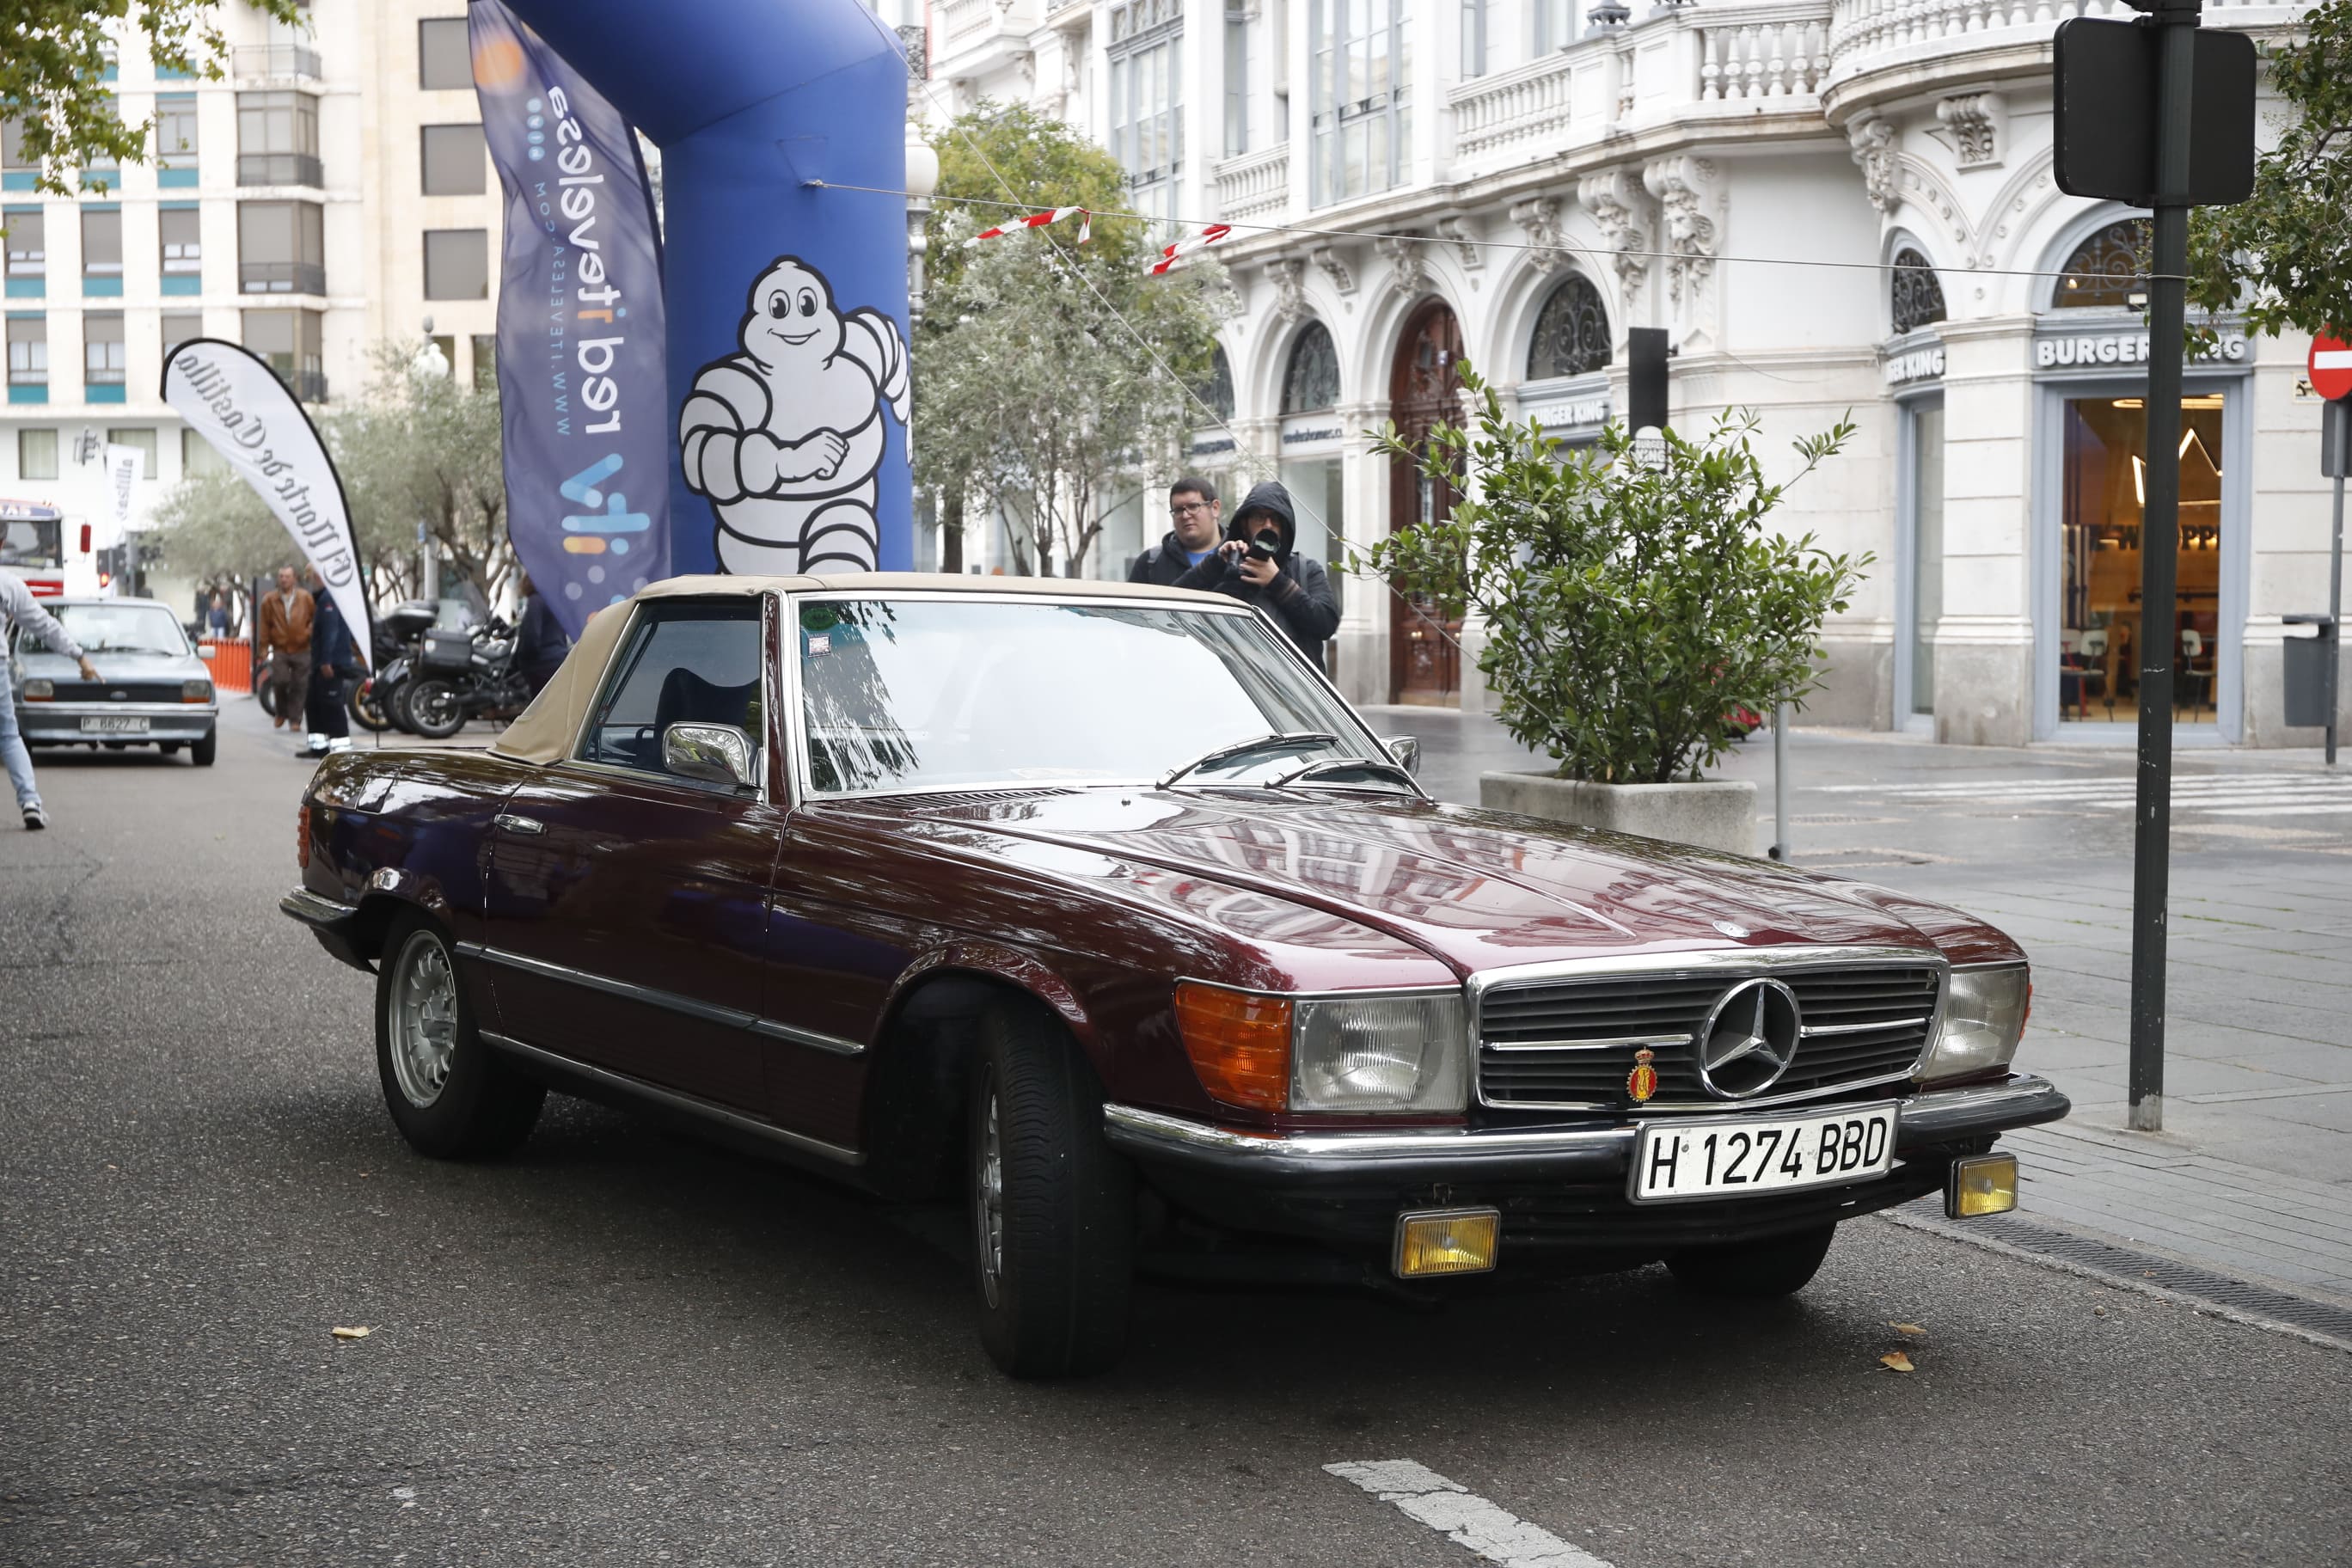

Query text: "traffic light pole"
[2126, 0, 2200, 1134]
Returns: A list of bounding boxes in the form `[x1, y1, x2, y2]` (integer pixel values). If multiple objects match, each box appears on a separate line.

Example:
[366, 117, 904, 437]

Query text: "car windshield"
[795, 596, 1399, 797]
[51, 604, 188, 656]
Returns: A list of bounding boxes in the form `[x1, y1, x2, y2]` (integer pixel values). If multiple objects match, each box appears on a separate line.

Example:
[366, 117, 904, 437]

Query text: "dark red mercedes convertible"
[285, 575, 2065, 1376]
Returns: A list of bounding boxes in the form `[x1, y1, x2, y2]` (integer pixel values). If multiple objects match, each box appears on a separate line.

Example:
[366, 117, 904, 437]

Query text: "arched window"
[2052, 219, 2148, 309]
[1199, 343, 1234, 421]
[1527, 273, 1611, 381]
[1890, 248, 1946, 335]
[1280, 322, 1339, 413]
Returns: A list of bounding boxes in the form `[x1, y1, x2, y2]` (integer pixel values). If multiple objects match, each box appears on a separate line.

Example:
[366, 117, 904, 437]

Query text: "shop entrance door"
[2056, 391, 2229, 728]
[1387, 299, 1463, 704]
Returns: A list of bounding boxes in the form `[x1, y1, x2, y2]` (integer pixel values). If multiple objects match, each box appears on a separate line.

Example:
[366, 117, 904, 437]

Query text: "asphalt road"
[3, 700, 2349, 1567]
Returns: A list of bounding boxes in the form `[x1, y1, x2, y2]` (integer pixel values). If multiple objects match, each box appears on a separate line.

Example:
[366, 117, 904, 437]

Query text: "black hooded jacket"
[1171, 480, 1342, 667]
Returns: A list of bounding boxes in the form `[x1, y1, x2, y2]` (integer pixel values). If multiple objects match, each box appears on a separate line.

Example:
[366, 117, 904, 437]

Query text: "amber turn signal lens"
[1393, 1208, 1499, 1278]
[1947, 1152, 2018, 1218]
[1173, 982, 1292, 1112]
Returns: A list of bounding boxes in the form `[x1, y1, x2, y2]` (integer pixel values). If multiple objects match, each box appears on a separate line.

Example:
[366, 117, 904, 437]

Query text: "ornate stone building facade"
[925, 0, 2337, 744]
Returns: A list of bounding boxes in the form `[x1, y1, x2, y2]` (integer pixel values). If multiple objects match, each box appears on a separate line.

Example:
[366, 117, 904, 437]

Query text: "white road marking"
[1325, 1459, 1614, 1568]
[1809, 774, 2352, 819]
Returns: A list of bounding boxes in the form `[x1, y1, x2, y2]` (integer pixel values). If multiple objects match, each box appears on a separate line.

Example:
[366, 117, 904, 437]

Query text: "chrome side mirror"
[663, 721, 755, 788]
[1382, 734, 1422, 777]
[197, 645, 216, 659]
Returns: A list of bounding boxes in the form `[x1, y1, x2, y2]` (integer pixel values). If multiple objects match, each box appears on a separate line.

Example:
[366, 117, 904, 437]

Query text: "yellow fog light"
[1947, 1153, 2019, 1218]
[1393, 1207, 1499, 1278]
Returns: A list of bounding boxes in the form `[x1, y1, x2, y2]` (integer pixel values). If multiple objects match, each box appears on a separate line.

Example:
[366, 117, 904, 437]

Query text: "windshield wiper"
[1157, 731, 1338, 789]
[1267, 756, 1419, 793]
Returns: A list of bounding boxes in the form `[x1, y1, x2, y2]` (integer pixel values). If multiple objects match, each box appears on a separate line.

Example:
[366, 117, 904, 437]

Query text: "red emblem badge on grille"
[1627, 1047, 1658, 1104]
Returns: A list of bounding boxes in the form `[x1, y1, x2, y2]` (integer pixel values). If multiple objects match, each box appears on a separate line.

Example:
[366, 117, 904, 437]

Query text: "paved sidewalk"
[1371, 705, 2352, 1307]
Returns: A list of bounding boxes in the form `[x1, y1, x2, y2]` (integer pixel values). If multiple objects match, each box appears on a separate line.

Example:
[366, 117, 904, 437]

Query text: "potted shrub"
[1370, 366, 1866, 855]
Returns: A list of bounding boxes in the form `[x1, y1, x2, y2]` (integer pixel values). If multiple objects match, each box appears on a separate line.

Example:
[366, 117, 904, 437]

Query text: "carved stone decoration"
[1848, 116, 1899, 214]
[1432, 216, 1482, 272]
[1936, 91, 2006, 168]
[1265, 257, 1308, 324]
[1641, 155, 1723, 321]
[1575, 168, 1651, 307]
[894, 22, 928, 81]
[1509, 196, 1567, 275]
[1012, 51, 1037, 99]
[1378, 234, 1431, 299]
[1310, 243, 1356, 297]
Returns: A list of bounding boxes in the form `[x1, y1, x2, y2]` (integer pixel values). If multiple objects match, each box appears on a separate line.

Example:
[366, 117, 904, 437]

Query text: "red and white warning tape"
[967, 206, 1092, 246]
[1146, 224, 1233, 275]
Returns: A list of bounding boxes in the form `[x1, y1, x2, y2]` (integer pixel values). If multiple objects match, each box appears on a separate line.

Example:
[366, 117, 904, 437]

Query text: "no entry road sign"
[2312, 334, 2352, 402]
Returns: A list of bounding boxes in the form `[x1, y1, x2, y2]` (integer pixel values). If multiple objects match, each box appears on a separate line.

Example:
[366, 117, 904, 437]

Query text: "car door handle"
[495, 813, 545, 836]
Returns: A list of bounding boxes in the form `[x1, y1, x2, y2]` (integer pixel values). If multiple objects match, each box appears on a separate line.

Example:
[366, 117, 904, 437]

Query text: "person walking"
[299, 565, 358, 756]
[1129, 477, 1223, 586]
[514, 573, 571, 698]
[1171, 480, 1342, 667]
[256, 564, 315, 733]
[0, 571, 102, 830]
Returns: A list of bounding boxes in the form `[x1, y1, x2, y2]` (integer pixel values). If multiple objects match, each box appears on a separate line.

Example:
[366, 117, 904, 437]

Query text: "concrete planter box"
[1479, 772, 1759, 857]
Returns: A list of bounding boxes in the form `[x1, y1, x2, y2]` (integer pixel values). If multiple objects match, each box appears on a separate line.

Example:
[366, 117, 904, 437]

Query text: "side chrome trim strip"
[279, 889, 358, 927]
[481, 1030, 865, 1167]
[455, 941, 867, 1056]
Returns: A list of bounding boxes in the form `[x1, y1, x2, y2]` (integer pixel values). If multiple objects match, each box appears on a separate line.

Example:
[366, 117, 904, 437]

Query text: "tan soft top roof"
[490, 571, 1234, 766]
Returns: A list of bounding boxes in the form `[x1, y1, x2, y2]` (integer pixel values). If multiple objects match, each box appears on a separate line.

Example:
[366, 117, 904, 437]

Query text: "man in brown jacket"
[256, 564, 315, 732]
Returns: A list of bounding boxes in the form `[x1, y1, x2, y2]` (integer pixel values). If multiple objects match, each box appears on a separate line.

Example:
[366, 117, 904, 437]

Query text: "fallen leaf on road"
[330, 1326, 371, 1340]
[1888, 1322, 1926, 1337]
[1879, 1351, 1915, 1374]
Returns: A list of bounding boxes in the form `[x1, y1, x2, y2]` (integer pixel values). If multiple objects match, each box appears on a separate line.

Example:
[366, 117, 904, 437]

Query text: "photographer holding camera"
[1172, 481, 1340, 668]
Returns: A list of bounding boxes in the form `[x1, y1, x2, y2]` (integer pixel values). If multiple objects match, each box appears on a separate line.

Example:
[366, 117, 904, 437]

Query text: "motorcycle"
[403, 620, 531, 740]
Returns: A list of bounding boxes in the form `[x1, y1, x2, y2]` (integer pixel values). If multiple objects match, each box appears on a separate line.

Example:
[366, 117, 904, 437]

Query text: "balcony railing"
[237, 152, 323, 188]
[240, 261, 327, 297]
[1449, 51, 1577, 162]
[936, 0, 1037, 54]
[1825, 0, 2307, 92]
[231, 43, 323, 81]
[1698, 7, 1829, 100]
[1213, 144, 1289, 223]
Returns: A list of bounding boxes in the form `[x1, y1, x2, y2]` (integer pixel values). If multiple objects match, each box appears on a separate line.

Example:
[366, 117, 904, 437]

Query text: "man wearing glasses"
[1128, 477, 1223, 585]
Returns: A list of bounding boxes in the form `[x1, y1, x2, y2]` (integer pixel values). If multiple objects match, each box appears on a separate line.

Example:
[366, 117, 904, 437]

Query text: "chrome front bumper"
[17, 701, 217, 743]
[1101, 1074, 2070, 1183]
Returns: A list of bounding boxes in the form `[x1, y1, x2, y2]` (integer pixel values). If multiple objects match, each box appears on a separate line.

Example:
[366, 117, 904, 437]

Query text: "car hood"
[883, 788, 2006, 977]
[15, 648, 209, 681]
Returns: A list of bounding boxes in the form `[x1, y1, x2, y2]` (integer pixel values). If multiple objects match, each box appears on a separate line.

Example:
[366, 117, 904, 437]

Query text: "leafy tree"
[915, 104, 1226, 576]
[1371, 366, 1865, 784]
[2187, 0, 2352, 340]
[2, 0, 304, 198]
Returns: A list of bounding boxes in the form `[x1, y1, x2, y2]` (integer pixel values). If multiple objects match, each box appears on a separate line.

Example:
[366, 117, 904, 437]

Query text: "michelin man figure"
[678, 256, 911, 574]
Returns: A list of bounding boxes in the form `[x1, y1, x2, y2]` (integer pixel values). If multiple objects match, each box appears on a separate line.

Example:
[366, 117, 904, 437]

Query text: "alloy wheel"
[388, 933, 458, 1108]
[974, 1078, 1005, 1308]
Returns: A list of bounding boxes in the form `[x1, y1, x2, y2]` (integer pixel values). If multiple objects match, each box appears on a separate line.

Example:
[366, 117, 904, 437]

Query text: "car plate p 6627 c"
[1630, 1104, 1896, 1204]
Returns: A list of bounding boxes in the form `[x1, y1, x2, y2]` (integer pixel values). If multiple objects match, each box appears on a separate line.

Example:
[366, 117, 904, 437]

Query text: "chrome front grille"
[1476, 963, 1941, 1111]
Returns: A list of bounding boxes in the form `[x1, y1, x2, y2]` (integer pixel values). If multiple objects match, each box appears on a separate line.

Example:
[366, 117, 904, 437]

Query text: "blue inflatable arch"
[504, 0, 915, 574]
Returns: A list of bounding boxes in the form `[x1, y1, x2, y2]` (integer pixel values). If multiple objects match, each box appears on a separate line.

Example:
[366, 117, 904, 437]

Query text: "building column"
[1333, 398, 1389, 706]
[1932, 316, 2035, 745]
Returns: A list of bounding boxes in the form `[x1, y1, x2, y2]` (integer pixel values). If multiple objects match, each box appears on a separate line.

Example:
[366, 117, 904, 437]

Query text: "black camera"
[1245, 534, 1279, 562]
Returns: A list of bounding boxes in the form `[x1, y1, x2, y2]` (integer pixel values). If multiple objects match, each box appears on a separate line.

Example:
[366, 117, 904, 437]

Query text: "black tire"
[384, 677, 420, 734]
[189, 727, 217, 766]
[348, 678, 392, 732]
[375, 915, 543, 1159]
[1666, 1222, 1836, 1298]
[969, 1002, 1134, 1379]
[406, 677, 468, 739]
[255, 678, 277, 719]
